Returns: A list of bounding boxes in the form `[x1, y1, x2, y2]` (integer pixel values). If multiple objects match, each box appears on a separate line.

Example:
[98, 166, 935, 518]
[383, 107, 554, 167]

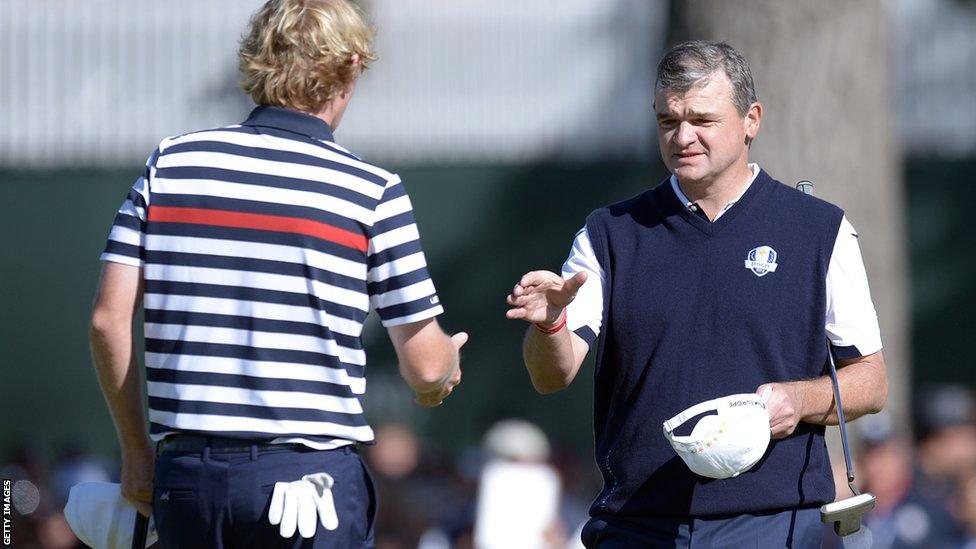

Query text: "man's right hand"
[120, 442, 155, 517]
[414, 332, 467, 407]
[388, 319, 468, 407]
[505, 270, 587, 327]
[506, 270, 590, 394]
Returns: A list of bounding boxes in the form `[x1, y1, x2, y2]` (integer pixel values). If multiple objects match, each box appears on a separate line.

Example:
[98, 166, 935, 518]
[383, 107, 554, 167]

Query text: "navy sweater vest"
[584, 170, 843, 518]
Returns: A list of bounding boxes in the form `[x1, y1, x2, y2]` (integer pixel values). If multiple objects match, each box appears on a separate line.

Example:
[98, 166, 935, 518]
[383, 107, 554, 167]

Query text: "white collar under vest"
[670, 163, 761, 222]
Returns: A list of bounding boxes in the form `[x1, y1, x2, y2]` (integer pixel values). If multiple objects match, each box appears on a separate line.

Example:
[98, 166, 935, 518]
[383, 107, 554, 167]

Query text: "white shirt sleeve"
[99, 156, 153, 267]
[825, 216, 883, 359]
[561, 226, 606, 348]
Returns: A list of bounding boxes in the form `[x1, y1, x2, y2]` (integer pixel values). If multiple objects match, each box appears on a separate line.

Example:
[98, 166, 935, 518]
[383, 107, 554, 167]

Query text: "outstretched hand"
[505, 271, 587, 327]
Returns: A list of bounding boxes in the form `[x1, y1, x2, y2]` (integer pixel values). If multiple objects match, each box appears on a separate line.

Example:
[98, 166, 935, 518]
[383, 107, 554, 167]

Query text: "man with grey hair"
[506, 40, 887, 546]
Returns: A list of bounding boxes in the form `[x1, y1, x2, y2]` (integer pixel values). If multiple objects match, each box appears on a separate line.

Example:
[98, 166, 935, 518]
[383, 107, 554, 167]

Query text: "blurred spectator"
[370, 423, 422, 482]
[955, 468, 976, 547]
[548, 446, 595, 549]
[481, 419, 552, 463]
[858, 411, 965, 547]
[472, 419, 567, 549]
[915, 384, 976, 495]
[34, 511, 80, 549]
[367, 423, 474, 549]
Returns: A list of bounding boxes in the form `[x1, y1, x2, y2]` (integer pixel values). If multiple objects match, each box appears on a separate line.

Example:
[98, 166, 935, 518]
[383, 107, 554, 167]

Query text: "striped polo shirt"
[100, 106, 444, 449]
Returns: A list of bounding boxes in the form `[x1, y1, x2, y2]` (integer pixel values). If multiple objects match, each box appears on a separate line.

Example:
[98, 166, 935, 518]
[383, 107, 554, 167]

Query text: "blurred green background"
[2, 157, 974, 458]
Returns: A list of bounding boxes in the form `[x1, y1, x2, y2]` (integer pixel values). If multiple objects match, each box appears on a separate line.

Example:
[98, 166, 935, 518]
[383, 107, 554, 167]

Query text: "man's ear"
[744, 102, 762, 146]
[340, 54, 361, 100]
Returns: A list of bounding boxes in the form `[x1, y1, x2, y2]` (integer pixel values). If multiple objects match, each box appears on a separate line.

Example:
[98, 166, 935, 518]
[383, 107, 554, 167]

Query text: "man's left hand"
[757, 382, 806, 439]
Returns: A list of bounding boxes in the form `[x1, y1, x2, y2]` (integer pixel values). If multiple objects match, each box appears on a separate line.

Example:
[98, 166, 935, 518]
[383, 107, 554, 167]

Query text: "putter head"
[820, 493, 876, 536]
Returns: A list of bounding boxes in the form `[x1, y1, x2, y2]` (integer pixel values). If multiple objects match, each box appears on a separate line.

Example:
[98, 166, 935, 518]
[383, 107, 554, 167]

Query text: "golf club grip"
[132, 512, 149, 549]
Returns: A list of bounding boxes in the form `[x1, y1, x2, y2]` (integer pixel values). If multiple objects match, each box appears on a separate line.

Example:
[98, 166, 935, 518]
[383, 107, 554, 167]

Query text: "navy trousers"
[153, 442, 376, 548]
[581, 508, 822, 548]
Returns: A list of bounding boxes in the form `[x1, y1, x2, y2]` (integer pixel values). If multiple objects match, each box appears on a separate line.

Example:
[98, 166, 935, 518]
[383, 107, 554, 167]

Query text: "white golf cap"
[662, 388, 773, 479]
[64, 482, 157, 549]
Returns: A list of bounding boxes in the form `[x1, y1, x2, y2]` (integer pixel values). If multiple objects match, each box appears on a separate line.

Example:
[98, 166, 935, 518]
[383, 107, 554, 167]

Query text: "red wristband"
[534, 311, 567, 334]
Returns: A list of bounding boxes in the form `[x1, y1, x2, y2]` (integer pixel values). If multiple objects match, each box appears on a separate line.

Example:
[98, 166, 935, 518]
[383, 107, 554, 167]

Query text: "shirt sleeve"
[825, 216, 883, 359]
[99, 151, 157, 267]
[366, 175, 444, 326]
[562, 226, 606, 348]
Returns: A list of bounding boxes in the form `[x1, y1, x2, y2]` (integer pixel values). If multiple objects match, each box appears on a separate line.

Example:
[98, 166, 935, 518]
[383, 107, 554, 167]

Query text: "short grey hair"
[655, 40, 758, 116]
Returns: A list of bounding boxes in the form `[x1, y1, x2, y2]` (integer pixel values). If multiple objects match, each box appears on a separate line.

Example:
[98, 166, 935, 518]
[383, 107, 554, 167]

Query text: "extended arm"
[507, 270, 589, 394]
[89, 261, 153, 516]
[522, 320, 590, 394]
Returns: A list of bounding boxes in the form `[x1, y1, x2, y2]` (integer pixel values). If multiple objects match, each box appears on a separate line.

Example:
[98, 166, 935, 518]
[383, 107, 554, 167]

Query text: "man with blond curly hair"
[89, 1, 466, 546]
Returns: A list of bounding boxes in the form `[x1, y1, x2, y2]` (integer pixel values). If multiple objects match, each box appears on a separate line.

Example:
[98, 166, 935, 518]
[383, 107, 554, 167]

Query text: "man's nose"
[674, 121, 696, 147]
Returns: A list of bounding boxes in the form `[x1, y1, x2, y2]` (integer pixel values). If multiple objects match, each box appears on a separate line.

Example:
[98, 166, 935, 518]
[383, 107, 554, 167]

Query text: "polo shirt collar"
[670, 163, 760, 221]
[241, 105, 335, 142]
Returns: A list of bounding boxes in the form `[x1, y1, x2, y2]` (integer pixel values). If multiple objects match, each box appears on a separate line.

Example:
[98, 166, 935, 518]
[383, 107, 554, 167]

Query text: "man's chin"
[673, 166, 706, 182]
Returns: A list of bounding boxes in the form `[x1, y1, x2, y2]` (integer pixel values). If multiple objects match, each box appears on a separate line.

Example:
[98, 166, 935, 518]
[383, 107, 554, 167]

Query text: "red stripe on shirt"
[148, 206, 367, 252]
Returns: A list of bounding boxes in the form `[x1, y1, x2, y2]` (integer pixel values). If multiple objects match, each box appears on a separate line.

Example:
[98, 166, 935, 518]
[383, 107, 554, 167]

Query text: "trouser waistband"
[156, 434, 312, 456]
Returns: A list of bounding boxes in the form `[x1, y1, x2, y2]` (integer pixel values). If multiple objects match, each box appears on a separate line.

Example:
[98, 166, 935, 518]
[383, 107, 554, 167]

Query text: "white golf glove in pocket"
[268, 472, 339, 538]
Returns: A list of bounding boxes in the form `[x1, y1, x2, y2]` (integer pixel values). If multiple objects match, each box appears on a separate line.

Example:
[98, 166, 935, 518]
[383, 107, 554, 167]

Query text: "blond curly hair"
[239, 0, 375, 113]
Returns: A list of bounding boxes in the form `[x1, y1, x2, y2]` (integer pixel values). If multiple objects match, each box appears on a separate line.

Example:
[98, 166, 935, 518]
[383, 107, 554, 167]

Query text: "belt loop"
[250, 444, 258, 461]
[203, 437, 212, 462]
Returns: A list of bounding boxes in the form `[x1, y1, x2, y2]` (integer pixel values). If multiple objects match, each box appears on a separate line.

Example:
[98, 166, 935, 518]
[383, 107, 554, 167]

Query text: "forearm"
[796, 351, 887, 425]
[523, 326, 581, 394]
[90, 315, 149, 451]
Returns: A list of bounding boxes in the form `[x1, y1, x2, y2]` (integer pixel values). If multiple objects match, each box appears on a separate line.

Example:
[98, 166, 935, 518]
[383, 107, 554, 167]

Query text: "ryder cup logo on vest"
[744, 246, 778, 277]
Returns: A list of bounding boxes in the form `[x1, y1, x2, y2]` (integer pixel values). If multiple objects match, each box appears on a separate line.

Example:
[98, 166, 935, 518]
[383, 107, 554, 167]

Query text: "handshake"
[268, 472, 339, 539]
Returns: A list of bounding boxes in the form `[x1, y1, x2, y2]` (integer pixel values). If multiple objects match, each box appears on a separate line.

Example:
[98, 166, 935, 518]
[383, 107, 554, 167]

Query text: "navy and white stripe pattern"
[101, 106, 443, 449]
